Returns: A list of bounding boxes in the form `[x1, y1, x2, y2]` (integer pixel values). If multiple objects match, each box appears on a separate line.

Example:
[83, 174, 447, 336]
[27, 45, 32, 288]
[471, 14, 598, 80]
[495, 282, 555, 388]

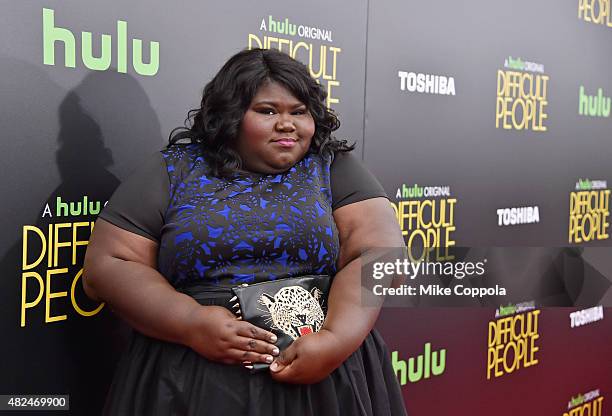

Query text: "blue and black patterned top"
[100, 144, 387, 288]
[158, 144, 339, 287]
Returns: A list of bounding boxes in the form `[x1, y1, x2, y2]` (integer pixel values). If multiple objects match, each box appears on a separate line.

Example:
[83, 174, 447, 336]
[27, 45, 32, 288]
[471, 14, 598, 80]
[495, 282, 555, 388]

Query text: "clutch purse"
[230, 275, 332, 372]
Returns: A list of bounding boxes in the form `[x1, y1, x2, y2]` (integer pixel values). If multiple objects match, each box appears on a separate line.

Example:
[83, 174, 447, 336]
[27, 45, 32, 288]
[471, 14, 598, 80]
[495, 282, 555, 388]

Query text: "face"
[235, 81, 315, 174]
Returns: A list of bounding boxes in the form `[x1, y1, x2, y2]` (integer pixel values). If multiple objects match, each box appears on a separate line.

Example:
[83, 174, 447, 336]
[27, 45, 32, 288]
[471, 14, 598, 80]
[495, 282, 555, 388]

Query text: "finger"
[228, 348, 275, 365]
[236, 323, 278, 344]
[270, 344, 297, 372]
[224, 348, 274, 365]
[270, 362, 298, 382]
[242, 360, 253, 370]
[235, 336, 280, 356]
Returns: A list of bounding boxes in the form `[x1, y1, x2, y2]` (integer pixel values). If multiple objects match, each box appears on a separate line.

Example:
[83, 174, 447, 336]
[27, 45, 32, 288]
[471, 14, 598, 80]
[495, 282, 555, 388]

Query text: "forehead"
[251, 81, 304, 105]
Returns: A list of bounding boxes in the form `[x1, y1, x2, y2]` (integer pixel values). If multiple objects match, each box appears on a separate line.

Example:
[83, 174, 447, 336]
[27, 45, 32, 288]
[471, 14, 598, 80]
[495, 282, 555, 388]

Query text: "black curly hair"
[169, 48, 354, 176]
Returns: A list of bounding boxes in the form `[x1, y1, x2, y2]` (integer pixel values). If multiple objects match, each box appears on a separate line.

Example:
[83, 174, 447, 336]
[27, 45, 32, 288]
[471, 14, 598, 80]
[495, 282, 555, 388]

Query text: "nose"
[275, 113, 296, 132]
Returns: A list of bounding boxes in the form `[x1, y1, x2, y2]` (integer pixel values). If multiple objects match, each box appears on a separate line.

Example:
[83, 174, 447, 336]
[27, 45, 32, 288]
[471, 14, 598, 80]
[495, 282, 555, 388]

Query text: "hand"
[184, 305, 280, 366]
[269, 329, 343, 384]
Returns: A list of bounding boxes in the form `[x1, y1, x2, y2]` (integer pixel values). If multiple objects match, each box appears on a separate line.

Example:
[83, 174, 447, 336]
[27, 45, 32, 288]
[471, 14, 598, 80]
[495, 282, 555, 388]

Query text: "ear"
[311, 287, 322, 301]
[260, 293, 275, 308]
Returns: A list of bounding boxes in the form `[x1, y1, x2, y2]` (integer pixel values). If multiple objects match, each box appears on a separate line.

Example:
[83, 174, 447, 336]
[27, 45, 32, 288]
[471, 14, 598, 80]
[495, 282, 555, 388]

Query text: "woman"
[84, 48, 407, 415]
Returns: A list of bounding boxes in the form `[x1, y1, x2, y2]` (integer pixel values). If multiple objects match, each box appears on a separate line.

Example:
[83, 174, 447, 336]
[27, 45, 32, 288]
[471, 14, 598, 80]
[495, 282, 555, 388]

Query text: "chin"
[272, 161, 296, 173]
[272, 155, 301, 170]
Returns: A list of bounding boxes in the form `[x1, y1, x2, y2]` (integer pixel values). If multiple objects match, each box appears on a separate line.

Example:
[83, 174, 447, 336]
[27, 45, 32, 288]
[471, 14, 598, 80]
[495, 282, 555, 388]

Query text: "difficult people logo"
[568, 179, 610, 243]
[20, 196, 108, 327]
[390, 183, 456, 261]
[247, 15, 341, 109]
[496, 56, 549, 132]
[578, 0, 612, 27]
[487, 308, 541, 379]
[565, 389, 604, 416]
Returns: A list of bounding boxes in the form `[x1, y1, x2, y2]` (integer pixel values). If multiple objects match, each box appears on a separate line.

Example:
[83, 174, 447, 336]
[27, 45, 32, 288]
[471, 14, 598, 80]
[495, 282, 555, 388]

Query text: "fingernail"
[272, 347, 280, 356]
[270, 362, 279, 371]
[270, 334, 277, 343]
[265, 355, 273, 363]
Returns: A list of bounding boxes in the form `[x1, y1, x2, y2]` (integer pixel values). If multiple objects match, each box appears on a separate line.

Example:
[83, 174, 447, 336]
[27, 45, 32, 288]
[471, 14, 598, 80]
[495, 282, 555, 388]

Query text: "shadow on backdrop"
[0, 61, 163, 414]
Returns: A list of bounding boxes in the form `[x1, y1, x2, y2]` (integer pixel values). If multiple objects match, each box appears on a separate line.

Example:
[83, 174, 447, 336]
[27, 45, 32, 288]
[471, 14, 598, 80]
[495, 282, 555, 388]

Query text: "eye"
[256, 107, 276, 115]
[292, 108, 308, 116]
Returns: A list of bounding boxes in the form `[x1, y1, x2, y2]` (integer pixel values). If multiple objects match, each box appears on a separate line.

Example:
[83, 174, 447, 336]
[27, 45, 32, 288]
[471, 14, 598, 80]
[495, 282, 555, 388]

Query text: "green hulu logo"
[579, 86, 611, 117]
[42, 8, 159, 76]
[402, 184, 424, 199]
[268, 15, 297, 36]
[392, 343, 446, 386]
[55, 196, 101, 217]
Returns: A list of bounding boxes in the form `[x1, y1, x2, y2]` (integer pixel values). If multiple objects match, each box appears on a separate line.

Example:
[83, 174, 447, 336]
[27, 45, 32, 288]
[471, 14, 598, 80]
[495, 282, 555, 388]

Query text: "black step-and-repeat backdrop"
[0, 1, 610, 414]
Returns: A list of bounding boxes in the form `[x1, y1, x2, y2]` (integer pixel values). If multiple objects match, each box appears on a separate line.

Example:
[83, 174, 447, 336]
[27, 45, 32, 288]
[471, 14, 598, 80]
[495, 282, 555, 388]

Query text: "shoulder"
[161, 143, 204, 165]
[330, 150, 359, 170]
[161, 144, 211, 184]
[329, 150, 388, 210]
[98, 150, 170, 242]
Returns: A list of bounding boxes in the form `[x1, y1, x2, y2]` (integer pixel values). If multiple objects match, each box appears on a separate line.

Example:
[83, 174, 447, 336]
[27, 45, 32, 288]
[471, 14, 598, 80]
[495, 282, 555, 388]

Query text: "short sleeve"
[330, 151, 388, 210]
[98, 152, 169, 242]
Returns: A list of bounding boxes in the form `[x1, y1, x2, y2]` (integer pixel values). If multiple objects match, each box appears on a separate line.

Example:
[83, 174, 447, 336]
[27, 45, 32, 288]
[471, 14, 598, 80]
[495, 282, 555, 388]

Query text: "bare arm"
[323, 196, 405, 359]
[270, 197, 405, 382]
[84, 219, 196, 344]
[84, 219, 279, 364]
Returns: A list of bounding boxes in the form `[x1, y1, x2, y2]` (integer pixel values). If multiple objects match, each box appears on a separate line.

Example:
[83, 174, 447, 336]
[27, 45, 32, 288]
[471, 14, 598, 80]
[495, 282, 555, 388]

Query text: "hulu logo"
[505, 56, 525, 71]
[401, 184, 424, 199]
[42, 8, 159, 76]
[577, 179, 593, 190]
[496, 304, 517, 317]
[56, 196, 101, 217]
[570, 395, 585, 408]
[392, 343, 446, 386]
[268, 15, 297, 36]
[579, 86, 610, 118]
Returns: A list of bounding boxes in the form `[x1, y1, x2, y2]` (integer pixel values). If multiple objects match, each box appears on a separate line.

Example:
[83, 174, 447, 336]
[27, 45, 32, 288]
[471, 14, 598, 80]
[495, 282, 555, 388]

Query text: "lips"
[272, 137, 298, 148]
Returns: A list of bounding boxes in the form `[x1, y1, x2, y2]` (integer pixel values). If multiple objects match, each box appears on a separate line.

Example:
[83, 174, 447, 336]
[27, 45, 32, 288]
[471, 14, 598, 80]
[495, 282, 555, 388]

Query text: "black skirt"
[103, 293, 407, 416]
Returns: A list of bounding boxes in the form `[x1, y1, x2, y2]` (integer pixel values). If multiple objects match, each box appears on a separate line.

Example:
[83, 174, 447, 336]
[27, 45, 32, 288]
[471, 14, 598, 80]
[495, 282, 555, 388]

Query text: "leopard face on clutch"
[259, 286, 325, 340]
